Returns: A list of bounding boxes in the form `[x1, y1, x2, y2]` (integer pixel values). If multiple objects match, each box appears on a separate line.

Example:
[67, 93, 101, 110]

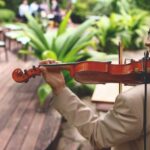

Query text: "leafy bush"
[0, 9, 15, 22]
[0, 0, 5, 7]
[121, 9, 149, 50]
[19, 12, 96, 105]
[71, 0, 97, 23]
[58, 0, 69, 9]
[94, 9, 149, 53]
[135, 0, 150, 10]
[5, 0, 20, 13]
[95, 14, 123, 54]
[92, 0, 132, 16]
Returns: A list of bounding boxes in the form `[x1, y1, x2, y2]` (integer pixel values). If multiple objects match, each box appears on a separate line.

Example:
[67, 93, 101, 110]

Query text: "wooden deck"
[0, 51, 61, 150]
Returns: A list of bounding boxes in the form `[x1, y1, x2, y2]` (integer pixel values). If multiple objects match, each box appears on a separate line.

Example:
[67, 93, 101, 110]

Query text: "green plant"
[135, 0, 150, 10]
[58, 0, 69, 9]
[95, 14, 123, 54]
[20, 12, 96, 105]
[92, 0, 134, 16]
[94, 10, 149, 53]
[120, 9, 149, 49]
[0, 0, 5, 7]
[71, 0, 97, 23]
[0, 9, 15, 22]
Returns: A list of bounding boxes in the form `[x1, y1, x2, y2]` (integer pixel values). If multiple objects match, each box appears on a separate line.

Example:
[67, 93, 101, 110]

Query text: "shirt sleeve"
[52, 87, 142, 149]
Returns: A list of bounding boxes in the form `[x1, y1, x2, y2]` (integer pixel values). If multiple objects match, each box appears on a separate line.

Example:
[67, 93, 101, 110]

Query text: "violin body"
[12, 59, 150, 85]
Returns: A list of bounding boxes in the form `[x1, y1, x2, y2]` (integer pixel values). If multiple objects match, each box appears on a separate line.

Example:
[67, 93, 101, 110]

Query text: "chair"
[0, 40, 8, 61]
[0, 31, 8, 61]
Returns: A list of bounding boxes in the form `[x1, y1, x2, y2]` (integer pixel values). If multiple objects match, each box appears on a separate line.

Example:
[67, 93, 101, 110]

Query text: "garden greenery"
[94, 11, 149, 53]
[0, 0, 5, 7]
[0, 9, 15, 22]
[71, 0, 149, 53]
[4, 0, 149, 105]
[20, 11, 96, 105]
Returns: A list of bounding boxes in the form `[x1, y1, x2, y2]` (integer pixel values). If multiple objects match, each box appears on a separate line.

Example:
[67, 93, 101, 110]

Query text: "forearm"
[52, 87, 99, 142]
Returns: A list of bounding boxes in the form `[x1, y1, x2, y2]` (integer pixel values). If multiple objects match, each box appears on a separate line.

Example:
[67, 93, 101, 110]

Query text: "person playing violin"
[40, 59, 150, 150]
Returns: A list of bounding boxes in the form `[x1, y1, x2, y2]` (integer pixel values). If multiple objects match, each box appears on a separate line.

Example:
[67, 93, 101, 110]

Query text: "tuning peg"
[24, 69, 28, 74]
[24, 79, 29, 83]
[32, 65, 36, 70]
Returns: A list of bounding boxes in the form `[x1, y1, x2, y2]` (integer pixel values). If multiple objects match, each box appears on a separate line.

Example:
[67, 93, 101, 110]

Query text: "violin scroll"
[12, 66, 41, 83]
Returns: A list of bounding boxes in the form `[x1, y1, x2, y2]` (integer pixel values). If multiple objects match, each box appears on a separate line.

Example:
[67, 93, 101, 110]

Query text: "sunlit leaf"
[57, 10, 72, 36]
[37, 84, 52, 106]
[42, 50, 57, 60]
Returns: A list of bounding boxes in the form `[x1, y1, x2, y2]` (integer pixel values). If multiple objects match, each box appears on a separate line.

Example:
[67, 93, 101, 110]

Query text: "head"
[50, 0, 58, 3]
[22, 0, 28, 4]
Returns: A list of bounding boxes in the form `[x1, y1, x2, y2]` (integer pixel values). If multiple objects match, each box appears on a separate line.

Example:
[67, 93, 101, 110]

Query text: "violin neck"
[40, 62, 78, 71]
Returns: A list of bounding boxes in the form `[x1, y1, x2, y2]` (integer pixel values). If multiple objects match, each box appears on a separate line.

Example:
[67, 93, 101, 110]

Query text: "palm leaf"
[59, 19, 95, 58]
[54, 30, 72, 55]
[64, 41, 93, 62]
[25, 31, 47, 51]
[57, 10, 72, 36]
[37, 83, 52, 106]
[71, 30, 95, 50]
[44, 31, 57, 51]
[25, 13, 50, 49]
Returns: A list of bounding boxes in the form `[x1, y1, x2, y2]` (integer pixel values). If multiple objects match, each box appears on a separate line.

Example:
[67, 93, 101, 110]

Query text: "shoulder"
[114, 84, 147, 128]
[116, 84, 145, 107]
[114, 85, 145, 117]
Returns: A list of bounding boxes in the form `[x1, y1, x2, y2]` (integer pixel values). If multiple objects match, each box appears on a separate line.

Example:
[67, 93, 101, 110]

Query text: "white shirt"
[19, 4, 29, 17]
[29, 2, 39, 14]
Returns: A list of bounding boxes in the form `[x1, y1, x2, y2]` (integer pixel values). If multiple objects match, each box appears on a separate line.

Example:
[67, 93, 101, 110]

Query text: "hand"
[39, 60, 66, 95]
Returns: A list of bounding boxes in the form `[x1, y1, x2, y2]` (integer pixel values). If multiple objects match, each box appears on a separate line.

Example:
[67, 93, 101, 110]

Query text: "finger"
[48, 59, 56, 64]
[55, 60, 61, 64]
[39, 60, 49, 65]
[39, 59, 56, 65]
[39, 66, 47, 72]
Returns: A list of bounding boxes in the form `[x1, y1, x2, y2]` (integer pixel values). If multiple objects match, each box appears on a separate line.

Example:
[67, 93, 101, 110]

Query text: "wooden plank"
[5, 98, 37, 150]
[35, 107, 61, 150]
[0, 93, 31, 149]
[0, 50, 62, 150]
[0, 59, 33, 103]
[0, 78, 41, 131]
[20, 111, 46, 150]
[0, 91, 28, 131]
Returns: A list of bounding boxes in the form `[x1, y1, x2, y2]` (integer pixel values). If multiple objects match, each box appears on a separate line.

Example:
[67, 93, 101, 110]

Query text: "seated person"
[18, 0, 29, 22]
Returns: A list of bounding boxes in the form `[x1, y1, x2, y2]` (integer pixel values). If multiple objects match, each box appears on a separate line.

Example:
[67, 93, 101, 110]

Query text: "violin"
[12, 29, 150, 85]
[12, 56, 150, 85]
